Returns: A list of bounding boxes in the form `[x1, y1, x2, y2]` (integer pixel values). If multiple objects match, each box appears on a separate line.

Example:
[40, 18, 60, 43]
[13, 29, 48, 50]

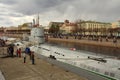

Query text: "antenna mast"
[37, 14, 39, 27]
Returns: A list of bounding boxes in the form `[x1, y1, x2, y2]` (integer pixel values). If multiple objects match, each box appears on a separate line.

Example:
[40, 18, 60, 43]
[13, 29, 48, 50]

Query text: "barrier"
[0, 70, 5, 80]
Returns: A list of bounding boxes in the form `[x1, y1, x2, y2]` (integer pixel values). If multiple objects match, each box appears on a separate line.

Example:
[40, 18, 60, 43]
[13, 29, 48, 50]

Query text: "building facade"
[112, 20, 120, 28]
[0, 23, 32, 39]
[5, 26, 31, 39]
[0, 27, 5, 36]
[60, 20, 77, 34]
[111, 20, 120, 37]
[77, 21, 111, 37]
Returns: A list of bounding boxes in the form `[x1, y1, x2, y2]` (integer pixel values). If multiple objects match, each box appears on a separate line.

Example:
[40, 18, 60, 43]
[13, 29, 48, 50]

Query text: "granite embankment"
[48, 38, 120, 48]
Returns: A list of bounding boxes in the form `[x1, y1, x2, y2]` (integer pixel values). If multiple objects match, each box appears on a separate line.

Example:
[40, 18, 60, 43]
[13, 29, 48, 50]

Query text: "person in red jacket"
[18, 48, 21, 58]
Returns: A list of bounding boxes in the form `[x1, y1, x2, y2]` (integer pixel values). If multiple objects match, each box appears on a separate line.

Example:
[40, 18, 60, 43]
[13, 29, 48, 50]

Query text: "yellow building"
[60, 20, 77, 34]
[111, 20, 120, 37]
[4, 23, 31, 38]
[112, 20, 120, 28]
[78, 21, 111, 36]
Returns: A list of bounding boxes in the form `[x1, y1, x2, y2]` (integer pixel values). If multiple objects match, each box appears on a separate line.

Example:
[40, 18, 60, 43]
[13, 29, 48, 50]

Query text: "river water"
[47, 40, 120, 58]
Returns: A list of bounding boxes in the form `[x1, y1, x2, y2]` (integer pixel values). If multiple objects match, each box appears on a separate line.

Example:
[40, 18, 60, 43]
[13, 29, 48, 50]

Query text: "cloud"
[10, 0, 69, 15]
[0, 0, 17, 5]
[0, 3, 26, 27]
[0, 0, 120, 27]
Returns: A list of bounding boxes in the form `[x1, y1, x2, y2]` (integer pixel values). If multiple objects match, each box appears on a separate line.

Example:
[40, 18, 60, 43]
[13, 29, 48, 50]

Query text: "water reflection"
[47, 41, 120, 58]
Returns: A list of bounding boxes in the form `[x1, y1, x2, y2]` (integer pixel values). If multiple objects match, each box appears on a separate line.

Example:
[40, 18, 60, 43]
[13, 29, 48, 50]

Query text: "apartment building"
[112, 20, 120, 28]
[77, 21, 111, 36]
[60, 20, 77, 34]
[111, 20, 120, 37]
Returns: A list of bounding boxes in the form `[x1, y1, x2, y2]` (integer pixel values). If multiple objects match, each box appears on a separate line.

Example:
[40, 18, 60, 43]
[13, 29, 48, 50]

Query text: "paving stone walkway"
[0, 53, 86, 80]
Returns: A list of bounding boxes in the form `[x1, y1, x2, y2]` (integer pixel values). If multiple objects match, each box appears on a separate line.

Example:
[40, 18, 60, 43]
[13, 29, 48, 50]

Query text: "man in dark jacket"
[9, 46, 14, 57]
[31, 51, 35, 65]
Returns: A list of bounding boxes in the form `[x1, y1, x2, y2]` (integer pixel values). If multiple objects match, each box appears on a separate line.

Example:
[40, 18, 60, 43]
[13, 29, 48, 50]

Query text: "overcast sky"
[0, 0, 120, 27]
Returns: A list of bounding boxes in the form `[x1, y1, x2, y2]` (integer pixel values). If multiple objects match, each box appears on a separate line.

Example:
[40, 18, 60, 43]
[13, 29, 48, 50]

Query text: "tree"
[48, 24, 60, 33]
[22, 23, 28, 27]
[75, 20, 86, 36]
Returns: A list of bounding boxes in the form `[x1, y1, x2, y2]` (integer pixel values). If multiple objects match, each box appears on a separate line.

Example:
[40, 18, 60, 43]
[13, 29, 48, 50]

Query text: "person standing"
[16, 49, 18, 57]
[16, 44, 19, 57]
[18, 48, 21, 58]
[99, 37, 102, 42]
[9, 45, 14, 57]
[25, 47, 30, 54]
[113, 37, 117, 47]
[7, 45, 10, 56]
[106, 37, 108, 42]
[22, 52, 26, 63]
[31, 51, 35, 65]
[25, 47, 31, 60]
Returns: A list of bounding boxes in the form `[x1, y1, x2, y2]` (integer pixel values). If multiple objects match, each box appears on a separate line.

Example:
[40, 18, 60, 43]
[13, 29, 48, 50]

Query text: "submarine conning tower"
[29, 15, 45, 45]
[29, 27, 45, 45]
